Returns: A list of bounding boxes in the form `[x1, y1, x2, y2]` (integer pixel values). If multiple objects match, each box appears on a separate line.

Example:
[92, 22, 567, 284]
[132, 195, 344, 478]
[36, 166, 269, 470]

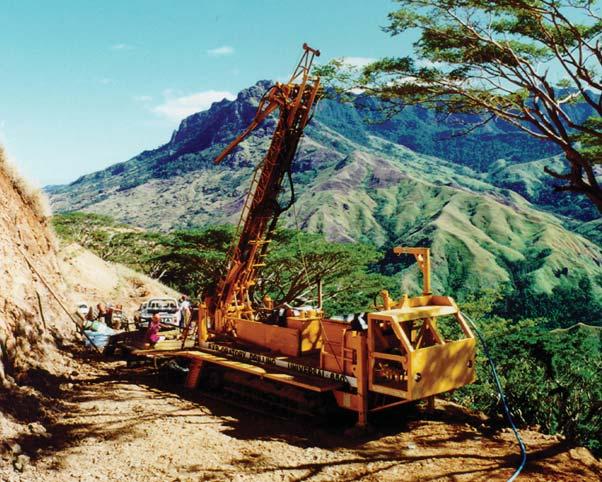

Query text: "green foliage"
[145, 226, 397, 316]
[51, 213, 394, 314]
[52, 211, 118, 238]
[52, 211, 165, 274]
[496, 270, 602, 328]
[318, 0, 602, 211]
[145, 226, 234, 297]
[458, 289, 504, 320]
[575, 116, 602, 166]
[450, 312, 602, 455]
[259, 228, 386, 314]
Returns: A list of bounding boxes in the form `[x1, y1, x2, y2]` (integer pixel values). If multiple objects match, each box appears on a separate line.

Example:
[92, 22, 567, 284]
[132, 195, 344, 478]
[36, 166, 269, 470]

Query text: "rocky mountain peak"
[236, 79, 272, 103]
[168, 80, 274, 153]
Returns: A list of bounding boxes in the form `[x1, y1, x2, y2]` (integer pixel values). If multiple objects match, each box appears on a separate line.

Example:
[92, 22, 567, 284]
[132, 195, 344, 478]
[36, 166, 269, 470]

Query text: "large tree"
[320, 0, 602, 212]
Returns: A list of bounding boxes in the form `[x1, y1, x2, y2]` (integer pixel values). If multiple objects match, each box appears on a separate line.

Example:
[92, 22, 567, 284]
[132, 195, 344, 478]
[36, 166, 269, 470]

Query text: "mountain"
[47, 81, 602, 309]
[486, 155, 599, 222]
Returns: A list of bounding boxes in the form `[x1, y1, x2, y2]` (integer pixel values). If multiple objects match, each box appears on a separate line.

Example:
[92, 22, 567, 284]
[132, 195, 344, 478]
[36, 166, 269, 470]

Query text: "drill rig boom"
[208, 44, 321, 335]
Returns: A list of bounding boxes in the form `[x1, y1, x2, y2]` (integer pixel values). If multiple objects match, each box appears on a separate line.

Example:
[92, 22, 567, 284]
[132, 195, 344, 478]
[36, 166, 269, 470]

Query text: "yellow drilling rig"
[147, 44, 476, 426]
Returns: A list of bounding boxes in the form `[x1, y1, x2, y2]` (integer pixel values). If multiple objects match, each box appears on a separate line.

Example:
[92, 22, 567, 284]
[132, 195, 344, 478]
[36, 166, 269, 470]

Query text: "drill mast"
[208, 44, 321, 334]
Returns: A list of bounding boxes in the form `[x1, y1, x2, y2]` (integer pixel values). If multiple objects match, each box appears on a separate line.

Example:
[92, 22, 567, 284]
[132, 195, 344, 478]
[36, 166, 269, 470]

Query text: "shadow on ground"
[2, 347, 590, 481]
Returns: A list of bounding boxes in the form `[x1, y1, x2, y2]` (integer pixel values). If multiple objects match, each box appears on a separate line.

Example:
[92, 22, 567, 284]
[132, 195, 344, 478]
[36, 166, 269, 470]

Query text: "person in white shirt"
[179, 295, 192, 330]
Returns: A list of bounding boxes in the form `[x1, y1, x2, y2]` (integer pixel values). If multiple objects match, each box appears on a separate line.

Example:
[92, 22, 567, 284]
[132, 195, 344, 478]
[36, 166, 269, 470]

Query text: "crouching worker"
[146, 313, 165, 347]
[84, 306, 97, 331]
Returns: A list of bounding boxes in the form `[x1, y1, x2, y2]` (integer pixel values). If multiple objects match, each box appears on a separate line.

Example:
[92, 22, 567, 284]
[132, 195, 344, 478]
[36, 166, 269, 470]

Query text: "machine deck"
[127, 341, 345, 393]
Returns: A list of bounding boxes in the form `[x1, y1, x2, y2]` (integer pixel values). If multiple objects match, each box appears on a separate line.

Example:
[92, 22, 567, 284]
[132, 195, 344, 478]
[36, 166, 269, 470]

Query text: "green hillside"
[487, 155, 599, 222]
[576, 219, 602, 246]
[47, 81, 602, 322]
[281, 144, 602, 309]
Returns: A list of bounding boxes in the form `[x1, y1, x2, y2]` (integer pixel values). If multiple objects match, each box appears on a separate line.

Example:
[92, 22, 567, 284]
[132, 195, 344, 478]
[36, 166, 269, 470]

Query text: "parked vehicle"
[76, 302, 90, 319]
[134, 297, 180, 330]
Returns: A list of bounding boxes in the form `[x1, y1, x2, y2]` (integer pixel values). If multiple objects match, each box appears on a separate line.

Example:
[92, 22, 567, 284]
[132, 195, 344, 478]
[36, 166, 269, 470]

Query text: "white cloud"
[99, 78, 114, 85]
[133, 95, 153, 102]
[207, 45, 234, 57]
[111, 43, 134, 50]
[153, 90, 236, 121]
[342, 56, 376, 68]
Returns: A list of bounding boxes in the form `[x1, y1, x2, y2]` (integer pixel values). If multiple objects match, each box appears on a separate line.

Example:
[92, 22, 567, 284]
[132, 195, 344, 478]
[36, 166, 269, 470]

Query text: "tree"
[449, 310, 602, 456]
[319, 0, 602, 212]
[254, 228, 386, 313]
[145, 226, 234, 296]
[52, 213, 394, 313]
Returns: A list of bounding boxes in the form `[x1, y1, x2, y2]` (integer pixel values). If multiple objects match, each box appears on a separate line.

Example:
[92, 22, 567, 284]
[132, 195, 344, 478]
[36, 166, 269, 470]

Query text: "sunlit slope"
[286, 148, 602, 299]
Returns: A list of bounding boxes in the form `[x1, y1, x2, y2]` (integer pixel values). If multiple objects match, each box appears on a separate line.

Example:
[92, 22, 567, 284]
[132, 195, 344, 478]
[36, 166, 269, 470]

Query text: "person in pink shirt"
[146, 313, 165, 347]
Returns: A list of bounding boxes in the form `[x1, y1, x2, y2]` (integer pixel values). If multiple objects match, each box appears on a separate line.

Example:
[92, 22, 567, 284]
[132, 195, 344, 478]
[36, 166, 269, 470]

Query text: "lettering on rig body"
[200, 341, 357, 387]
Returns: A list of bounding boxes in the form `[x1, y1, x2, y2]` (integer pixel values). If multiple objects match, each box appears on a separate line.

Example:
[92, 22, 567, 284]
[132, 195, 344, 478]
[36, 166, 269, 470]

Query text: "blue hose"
[461, 312, 527, 481]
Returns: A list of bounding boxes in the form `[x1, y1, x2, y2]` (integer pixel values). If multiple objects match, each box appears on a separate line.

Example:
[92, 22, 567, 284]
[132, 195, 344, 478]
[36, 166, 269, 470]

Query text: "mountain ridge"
[47, 80, 602, 311]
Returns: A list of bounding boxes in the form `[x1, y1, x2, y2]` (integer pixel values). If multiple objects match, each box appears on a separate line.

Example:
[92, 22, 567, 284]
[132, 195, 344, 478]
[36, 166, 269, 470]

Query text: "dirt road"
[1, 353, 600, 482]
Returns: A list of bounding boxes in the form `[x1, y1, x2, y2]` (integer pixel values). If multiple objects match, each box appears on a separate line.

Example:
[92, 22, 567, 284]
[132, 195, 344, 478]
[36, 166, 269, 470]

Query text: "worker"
[96, 302, 113, 327]
[146, 313, 165, 347]
[179, 295, 191, 330]
[84, 306, 97, 330]
[112, 304, 123, 330]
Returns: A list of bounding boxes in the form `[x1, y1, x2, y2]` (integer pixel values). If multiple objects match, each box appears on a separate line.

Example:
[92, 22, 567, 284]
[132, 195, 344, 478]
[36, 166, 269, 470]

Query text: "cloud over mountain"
[153, 89, 236, 121]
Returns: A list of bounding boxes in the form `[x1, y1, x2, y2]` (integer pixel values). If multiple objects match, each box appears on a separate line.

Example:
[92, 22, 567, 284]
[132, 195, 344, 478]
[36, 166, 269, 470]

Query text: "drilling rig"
[175, 44, 477, 426]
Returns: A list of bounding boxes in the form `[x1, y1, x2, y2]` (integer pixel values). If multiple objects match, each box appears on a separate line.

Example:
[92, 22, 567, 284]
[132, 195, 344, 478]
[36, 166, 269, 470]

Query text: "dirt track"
[1, 352, 600, 482]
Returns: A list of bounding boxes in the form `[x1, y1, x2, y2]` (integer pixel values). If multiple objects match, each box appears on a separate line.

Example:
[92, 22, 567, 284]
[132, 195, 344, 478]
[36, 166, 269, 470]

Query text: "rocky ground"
[1, 350, 600, 482]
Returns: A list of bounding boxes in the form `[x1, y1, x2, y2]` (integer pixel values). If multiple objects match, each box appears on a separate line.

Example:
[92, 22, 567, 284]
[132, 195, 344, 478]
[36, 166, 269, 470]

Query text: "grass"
[0, 146, 50, 221]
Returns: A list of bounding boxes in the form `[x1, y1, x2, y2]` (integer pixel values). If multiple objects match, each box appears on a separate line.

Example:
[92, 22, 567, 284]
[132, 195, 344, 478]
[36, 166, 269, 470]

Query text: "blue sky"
[0, 0, 408, 186]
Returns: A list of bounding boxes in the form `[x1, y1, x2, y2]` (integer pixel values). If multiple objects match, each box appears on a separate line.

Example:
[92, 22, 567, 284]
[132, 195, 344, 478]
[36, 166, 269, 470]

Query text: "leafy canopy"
[317, 0, 602, 212]
[52, 213, 394, 315]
